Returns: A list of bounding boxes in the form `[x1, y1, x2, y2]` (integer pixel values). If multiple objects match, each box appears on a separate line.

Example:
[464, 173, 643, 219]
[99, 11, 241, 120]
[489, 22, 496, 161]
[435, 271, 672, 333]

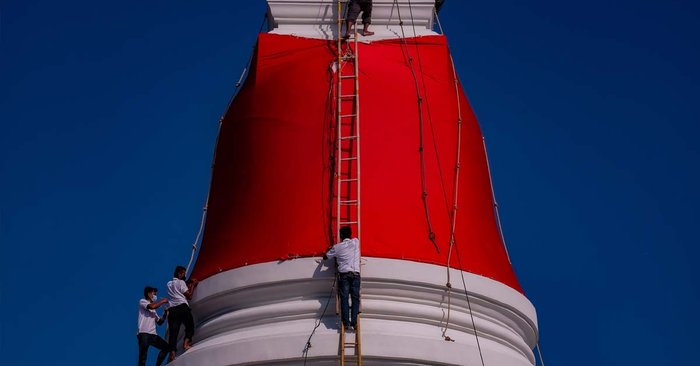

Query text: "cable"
[440, 13, 487, 366]
[482, 137, 513, 264]
[536, 342, 546, 366]
[302, 276, 338, 365]
[433, 8, 444, 35]
[393, 0, 440, 254]
[184, 13, 267, 276]
[454, 242, 486, 366]
[394, 0, 462, 342]
[393, 3, 486, 365]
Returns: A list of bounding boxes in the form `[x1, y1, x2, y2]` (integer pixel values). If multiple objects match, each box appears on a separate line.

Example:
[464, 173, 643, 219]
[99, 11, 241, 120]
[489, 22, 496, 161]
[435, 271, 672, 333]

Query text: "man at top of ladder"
[343, 0, 374, 39]
[324, 226, 361, 332]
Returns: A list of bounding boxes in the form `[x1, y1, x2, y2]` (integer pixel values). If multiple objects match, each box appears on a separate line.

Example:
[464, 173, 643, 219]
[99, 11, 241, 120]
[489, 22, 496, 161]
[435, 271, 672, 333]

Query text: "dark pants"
[338, 272, 361, 327]
[137, 333, 169, 366]
[347, 0, 372, 24]
[167, 304, 194, 351]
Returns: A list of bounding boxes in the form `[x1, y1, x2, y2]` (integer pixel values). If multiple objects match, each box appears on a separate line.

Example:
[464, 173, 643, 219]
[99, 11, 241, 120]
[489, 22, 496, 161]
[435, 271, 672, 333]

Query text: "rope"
[536, 342, 546, 366]
[302, 276, 338, 365]
[393, 0, 440, 254]
[433, 8, 444, 35]
[393, 4, 486, 364]
[184, 13, 268, 276]
[454, 242, 486, 366]
[482, 137, 513, 264]
[185, 197, 209, 274]
[393, 0, 463, 343]
[441, 52, 464, 341]
[436, 12, 487, 365]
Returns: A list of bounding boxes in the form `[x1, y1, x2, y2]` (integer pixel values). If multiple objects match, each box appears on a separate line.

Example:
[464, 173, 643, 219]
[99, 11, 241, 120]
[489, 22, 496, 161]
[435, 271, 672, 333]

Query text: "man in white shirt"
[324, 226, 361, 331]
[136, 286, 170, 366]
[166, 265, 198, 361]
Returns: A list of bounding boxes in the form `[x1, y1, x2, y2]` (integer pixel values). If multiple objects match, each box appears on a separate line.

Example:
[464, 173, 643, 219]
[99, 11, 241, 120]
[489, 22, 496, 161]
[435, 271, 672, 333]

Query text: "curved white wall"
[170, 257, 538, 366]
[267, 0, 439, 40]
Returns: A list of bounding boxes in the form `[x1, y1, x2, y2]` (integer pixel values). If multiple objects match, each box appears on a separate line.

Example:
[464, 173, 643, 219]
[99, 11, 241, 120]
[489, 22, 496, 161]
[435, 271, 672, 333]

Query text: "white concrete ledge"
[267, 0, 439, 40]
[170, 257, 538, 366]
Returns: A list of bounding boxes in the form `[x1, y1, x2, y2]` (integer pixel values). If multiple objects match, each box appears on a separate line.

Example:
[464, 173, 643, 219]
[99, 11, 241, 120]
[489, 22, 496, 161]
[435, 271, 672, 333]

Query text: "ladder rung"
[341, 157, 358, 161]
[339, 114, 357, 118]
[340, 200, 358, 205]
[340, 75, 356, 79]
[339, 136, 358, 140]
[340, 221, 358, 225]
[340, 178, 358, 182]
[344, 343, 356, 346]
[340, 94, 357, 98]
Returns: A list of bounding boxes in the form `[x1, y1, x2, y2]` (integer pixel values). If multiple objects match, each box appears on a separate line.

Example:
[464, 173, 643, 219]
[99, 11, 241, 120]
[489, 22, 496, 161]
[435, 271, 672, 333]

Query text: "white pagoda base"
[170, 257, 538, 365]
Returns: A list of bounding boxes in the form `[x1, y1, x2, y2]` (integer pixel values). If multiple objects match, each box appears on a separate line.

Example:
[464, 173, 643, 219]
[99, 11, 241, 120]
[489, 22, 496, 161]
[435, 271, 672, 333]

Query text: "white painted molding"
[267, 0, 439, 40]
[170, 257, 538, 365]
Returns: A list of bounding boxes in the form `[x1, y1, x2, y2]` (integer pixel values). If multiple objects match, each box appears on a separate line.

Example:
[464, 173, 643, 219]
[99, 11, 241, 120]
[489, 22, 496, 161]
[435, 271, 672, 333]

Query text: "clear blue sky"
[1, 1, 698, 365]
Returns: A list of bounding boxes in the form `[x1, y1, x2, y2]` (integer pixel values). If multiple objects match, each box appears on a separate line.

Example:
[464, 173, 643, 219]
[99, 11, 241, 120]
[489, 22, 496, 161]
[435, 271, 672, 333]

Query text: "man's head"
[339, 226, 352, 240]
[174, 265, 187, 280]
[144, 286, 158, 301]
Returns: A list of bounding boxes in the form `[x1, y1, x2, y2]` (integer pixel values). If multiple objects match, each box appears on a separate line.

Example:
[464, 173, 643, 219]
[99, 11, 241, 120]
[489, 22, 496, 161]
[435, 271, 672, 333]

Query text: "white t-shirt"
[167, 278, 189, 307]
[137, 299, 160, 335]
[326, 238, 361, 273]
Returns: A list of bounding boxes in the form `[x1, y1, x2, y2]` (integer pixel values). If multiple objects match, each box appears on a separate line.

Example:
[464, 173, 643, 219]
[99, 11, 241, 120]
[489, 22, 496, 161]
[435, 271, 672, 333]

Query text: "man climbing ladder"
[325, 226, 361, 331]
[324, 225, 362, 366]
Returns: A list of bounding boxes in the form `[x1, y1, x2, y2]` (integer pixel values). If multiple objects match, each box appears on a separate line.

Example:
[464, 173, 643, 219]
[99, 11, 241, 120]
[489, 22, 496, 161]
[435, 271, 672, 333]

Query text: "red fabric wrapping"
[191, 33, 522, 293]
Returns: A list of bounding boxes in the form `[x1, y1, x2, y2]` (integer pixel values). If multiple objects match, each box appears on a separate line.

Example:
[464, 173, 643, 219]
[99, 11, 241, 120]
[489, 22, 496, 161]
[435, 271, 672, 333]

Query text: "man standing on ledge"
[166, 265, 198, 361]
[344, 0, 374, 38]
[325, 226, 361, 331]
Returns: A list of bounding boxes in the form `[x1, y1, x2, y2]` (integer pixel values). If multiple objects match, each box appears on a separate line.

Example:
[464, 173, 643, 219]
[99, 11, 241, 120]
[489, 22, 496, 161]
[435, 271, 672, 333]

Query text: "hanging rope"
[392, 3, 487, 364]
[438, 10, 488, 365]
[481, 137, 514, 264]
[441, 52, 464, 342]
[393, 0, 440, 254]
[433, 7, 444, 35]
[536, 342, 546, 366]
[302, 276, 337, 365]
[454, 242, 487, 366]
[184, 13, 268, 276]
[185, 194, 210, 274]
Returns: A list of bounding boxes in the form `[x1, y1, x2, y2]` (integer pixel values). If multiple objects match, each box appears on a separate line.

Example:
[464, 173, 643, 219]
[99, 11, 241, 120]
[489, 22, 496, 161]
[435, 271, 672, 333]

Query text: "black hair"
[143, 286, 157, 298]
[339, 226, 352, 240]
[174, 265, 187, 278]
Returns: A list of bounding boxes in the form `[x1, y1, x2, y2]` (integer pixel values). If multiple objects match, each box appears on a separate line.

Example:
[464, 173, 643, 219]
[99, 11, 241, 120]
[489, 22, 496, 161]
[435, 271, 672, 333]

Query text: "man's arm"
[183, 279, 198, 300]
[146, 298, 169, 310]
[156, 309, 168, 325]
[324, 245, 337, 260]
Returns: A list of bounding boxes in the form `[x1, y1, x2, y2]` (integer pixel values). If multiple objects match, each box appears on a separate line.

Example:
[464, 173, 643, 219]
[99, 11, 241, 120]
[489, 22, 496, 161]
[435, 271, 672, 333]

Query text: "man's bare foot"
[183, 339, 192, 351]
[362, 30, 374, 36]
[169, 351, 176, 362]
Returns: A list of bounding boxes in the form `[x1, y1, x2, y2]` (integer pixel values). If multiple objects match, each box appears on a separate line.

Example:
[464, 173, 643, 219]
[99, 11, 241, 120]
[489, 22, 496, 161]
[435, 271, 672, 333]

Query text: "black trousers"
[347, 0, 372, 24]
[137, 333, 169, 366]
[167, 304, 194, 351]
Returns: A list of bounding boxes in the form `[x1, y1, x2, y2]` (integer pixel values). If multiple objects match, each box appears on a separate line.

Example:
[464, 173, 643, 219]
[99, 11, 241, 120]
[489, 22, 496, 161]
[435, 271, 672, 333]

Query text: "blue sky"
[1, 1, 698, 365]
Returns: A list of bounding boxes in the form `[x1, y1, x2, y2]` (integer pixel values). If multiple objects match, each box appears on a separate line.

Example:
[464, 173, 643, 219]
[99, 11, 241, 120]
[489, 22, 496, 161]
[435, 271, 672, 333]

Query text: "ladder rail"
[353, 24, 362, 259]
[336, 0, 343, 245]
[337, 2, 362, 365]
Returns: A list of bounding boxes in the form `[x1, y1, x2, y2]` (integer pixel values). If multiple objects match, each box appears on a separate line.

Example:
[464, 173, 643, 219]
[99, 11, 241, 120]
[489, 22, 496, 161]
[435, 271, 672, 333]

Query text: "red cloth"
[191, 33, 522, 293]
